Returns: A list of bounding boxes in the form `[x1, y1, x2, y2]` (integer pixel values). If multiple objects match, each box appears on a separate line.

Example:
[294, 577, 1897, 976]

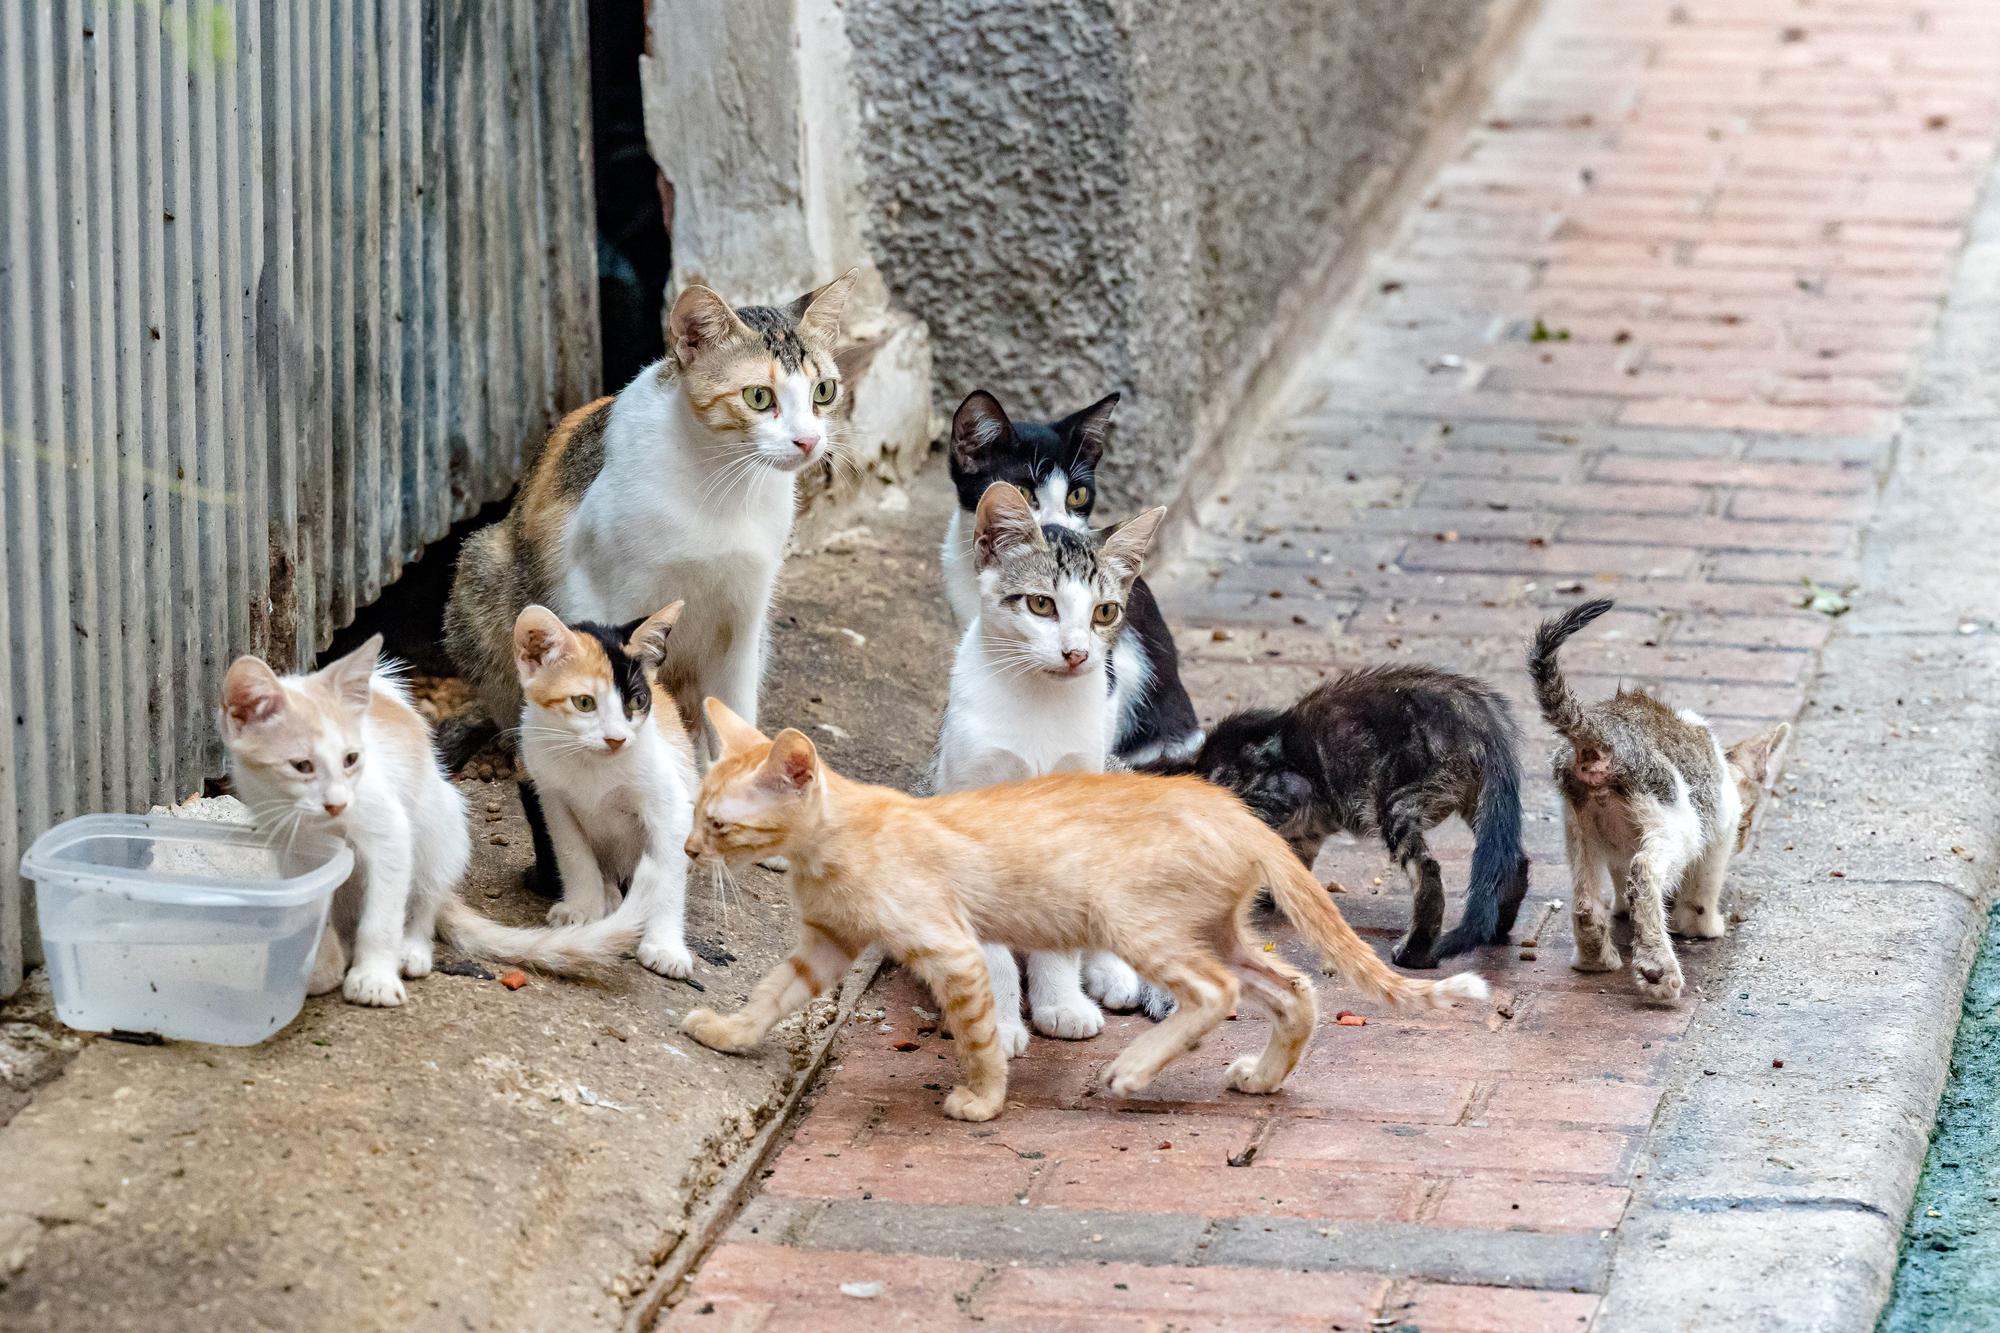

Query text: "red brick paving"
[667, 1, 2000, 1327]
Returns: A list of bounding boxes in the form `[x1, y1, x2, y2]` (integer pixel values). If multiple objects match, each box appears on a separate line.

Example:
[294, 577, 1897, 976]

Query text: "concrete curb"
[1597, 155, 2000, 1331]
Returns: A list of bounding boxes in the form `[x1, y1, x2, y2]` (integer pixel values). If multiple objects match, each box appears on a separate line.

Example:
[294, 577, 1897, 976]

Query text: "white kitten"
[931, 483, 1165, 1053]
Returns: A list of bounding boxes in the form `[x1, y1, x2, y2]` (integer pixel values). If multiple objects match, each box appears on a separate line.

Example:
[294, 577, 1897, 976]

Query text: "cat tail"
[1430, 727, 1525, 961]
[1528, 597, 1616, 742]
[435, 708, 501, 771]
[433, 883, 652, 979]
[1259, 846, 1489, 1010]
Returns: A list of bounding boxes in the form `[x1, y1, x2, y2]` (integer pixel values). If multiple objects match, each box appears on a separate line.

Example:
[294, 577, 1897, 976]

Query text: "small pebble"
[499, 970, 528, 991]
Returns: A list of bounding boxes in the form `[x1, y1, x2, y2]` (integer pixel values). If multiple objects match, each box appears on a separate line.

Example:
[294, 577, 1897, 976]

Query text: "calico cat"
[941, 389, 1201, 767]
[1147, 666, 1530, 970]
[512, 601, 699, 978]
[223, 638, 642, 1007]
[445, 272, 856, 766]
[1530, 599, 1789, 1004]
[932, 482, 1168, 1048]
[680, 699, 1488, 1122]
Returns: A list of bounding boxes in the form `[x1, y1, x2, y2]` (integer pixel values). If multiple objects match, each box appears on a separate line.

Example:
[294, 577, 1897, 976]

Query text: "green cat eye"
[742, 385, 774, 412]
[1067, 485, 1091, 510]
[1092, 602, 1120, 627]
[571, 694, 597, 713]
[812, 378, 838, 405]
[1025, 594, 1057, 617]
[626, 697, 644, 716]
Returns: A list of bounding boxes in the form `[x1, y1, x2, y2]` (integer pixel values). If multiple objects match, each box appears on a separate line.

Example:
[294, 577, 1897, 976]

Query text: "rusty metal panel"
[0, 0, 600, 996]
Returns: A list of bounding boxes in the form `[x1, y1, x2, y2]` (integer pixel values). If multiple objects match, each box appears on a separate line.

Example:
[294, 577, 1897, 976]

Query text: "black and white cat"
[940, 390, 1202, 768]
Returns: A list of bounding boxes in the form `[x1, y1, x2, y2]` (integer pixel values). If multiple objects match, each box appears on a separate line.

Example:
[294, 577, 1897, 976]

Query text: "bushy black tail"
[436, 707, 501, 771]
[1528, 598, 1615, 741]
[1431, 716, 1528, 960]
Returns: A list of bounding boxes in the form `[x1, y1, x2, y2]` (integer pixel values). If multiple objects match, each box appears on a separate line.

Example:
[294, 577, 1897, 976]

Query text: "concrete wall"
[844, 0, 1512, 513]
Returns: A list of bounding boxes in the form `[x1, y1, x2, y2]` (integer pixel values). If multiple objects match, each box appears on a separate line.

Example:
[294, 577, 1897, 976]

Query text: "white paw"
[757, 855, 790, 873]
[1138, 984, 1177, 1022]
[1031, 995, 1104, 1041]
[1081, 955, 1145, 1011]
[1225, 1053, 1282, 1095]
[307, 963, 346, 997]
[1571, 942, 1623, 974]
[547, 895, 606, 927]
[997, 1016, 1031, 1059]
[1670, 901, 1728, 939]
[400, 939, 434, 979]
[1632, 951, 1685, 1005]
[343, 967, 407, 1008]
[638, 936, 695, 980]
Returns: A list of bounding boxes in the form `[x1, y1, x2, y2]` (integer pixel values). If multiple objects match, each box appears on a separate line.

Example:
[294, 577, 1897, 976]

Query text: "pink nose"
[323, 802, 347, 817]
[684, 838, 700, 860]
[1062, 649, 1088, 670]
[792, 436, 818, 456]
[604, 736, 625, 752]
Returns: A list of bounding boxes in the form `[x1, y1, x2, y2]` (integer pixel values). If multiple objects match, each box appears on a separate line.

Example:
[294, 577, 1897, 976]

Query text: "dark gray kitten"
[1146, 665, 1529, 970]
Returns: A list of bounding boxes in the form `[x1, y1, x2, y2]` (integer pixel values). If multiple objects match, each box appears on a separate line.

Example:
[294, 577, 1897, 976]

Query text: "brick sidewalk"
[668, 2, 2000, 1328]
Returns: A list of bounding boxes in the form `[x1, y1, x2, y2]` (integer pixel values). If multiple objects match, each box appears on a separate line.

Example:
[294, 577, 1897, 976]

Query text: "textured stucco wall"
[845, 0, 1506, 512]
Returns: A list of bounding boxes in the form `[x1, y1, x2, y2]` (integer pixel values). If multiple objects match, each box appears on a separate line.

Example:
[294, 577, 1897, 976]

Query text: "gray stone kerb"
[1595, 152, 2000, 1333]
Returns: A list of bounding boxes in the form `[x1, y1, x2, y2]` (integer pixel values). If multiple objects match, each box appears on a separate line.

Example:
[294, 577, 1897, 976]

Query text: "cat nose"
[1062, 648, 1089, 670]
[792, 436, 819, 456]
[323, 801, 347, 817]
[683, 837, 700, 860]
[604, 736, 625, 752]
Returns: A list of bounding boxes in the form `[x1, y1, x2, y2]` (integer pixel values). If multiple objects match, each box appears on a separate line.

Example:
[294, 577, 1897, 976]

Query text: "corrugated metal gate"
[0, 1, 601, 995]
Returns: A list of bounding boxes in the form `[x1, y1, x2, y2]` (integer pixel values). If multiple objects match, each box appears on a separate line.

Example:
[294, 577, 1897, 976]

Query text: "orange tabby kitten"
[680, 700, 1489, 1122]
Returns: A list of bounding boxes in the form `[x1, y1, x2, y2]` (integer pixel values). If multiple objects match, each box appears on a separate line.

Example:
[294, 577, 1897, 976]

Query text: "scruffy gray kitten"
[1531, 599, 1788, 1005]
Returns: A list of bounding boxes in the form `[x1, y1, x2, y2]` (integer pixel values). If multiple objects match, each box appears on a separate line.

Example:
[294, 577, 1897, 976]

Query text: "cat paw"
[1031, 996, 1105, 1041]
[1571, 942, 1623, 973]
[1669, 901, 1727, 939]
[1081, 955, 1145, 1011]
[1632, 952, 1685, 1005]
[1390, 940, 1439, 970]
[342, 967, 407, 1008]
[682, 1007, 751, 1054]
[547, 896, 606, 928]
[757, 855, 791, 873]
[1225, 1053, 1284, 1095]
[1100, 1057, 1154, 1099]
[638, 936, 695, 980]
[307, 963, 347, 997]
[942, 1085, 1004, 1122]
[1138, 984, 1177, 1023]
[399, 939, 435, 979]
[997, 1016, 1031, 1059]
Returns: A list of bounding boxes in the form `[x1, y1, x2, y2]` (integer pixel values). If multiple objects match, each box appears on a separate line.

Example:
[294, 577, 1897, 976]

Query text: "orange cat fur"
[680, 699, 1489, 1122]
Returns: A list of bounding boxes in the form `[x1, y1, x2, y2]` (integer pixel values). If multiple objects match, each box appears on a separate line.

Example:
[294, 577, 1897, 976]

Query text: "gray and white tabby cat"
[1531, 599, 1789, 1005]
[941, 390, 1202, 767]
[931, 482, 1168, 1049]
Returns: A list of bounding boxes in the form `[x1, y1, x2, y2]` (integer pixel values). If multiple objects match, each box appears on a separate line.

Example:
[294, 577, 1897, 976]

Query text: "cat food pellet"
[1335, 1011, 1367, 1027]
[891, 1040, 919, 1052]
[1773, 1059, 1785, 1068]
[1157, 1141, 1172, 1150]
[499, 970, 527, 990]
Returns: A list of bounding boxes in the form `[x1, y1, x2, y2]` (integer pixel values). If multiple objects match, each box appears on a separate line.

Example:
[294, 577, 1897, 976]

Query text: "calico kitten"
[512, 601, 699, 978]
[1153, 666, 1529, 969]
[941, 390, 1202, 767]
[932, 482, 1168, 1049]
[681, 699, 1487, 1122]
[445, 272, 856, 768]
[224, 638, 661, 1001]
[1530, 599, 1789, 1004]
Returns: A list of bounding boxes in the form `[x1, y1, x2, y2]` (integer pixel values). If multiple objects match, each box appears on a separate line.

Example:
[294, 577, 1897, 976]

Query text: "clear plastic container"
[23, 813, 354, 1046]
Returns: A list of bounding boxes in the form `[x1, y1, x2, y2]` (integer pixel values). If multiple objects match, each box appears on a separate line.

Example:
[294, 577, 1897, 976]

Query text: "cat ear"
[318, 634, 381, 713]
[792, 269, 857, 346]
[1095, 505, 1167, 586]
[624, 601, 684, 670]
[1727, 721, 1789, 785]
[1057, 392, 1120, 470]
[973, 481, 1043, 569]
[669, 284, 746, 368]
[758, 728, 820, 793]
[950, 391, 1014, 470]
[221, 656, 287, 733]
[513, 605, 572, 677]
[704, 697, 769, 755]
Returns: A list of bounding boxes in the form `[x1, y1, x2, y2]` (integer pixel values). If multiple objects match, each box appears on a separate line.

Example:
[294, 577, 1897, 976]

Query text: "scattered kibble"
[499, 970, 528, 991]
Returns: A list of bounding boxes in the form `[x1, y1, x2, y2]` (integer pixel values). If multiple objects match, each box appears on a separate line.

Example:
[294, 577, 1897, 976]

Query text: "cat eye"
[343, 751, 359, 768]
[741, 385, 774, 412]
[811, 378, 838, 405]
[1016, 485, 1035, 505]
[571, 694, 597, 713]
[1024, 594, 1057, 617]
[1067, 485, 1091, 510]
[625, 697, 644, 716]
[1092, 602, 1121, 626]
[290, 759, 314, 775]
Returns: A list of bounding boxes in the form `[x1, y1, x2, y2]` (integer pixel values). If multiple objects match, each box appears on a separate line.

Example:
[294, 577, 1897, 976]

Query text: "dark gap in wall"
[590, 0, 671, 393]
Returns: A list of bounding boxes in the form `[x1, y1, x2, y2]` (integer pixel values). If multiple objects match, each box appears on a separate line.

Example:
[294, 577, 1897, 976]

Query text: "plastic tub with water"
[23, 813, 353, 1045]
